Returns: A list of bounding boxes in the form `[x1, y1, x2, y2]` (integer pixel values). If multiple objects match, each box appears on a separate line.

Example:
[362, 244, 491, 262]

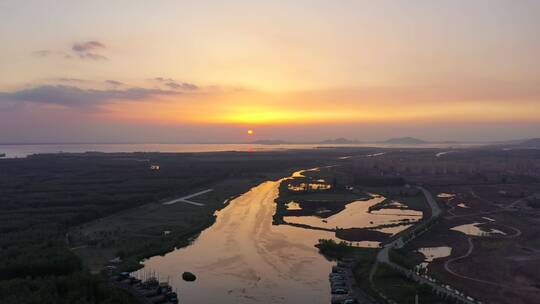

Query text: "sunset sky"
[1, 0, 540, 143]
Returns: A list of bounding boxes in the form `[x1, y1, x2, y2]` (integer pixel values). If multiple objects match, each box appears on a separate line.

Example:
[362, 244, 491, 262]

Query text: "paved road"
[419, 186, 442, 218]
[162, 189, 213, 206]
[374, 186, 440, 263]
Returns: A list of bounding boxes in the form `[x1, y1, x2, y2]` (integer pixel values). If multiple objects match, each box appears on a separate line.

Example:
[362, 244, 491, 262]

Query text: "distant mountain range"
[251, 136, 430, 145]
[381, 137, 428, 145]
[250, 137, 540, 147]
[511, 138, 540, 148]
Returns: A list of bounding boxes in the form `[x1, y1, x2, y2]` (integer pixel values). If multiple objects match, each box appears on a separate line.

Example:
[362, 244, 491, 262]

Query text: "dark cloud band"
[0, 85, 180, 110]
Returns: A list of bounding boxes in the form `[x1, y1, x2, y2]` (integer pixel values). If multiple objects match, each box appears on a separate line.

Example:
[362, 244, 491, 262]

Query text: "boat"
[0, 153, 5, 158]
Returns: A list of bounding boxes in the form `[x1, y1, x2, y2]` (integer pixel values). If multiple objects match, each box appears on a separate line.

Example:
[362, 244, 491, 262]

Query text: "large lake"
[0, 142, 479, 158]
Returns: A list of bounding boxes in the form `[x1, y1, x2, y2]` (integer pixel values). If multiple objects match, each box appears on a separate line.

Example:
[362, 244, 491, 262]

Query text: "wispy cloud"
[32, 40, 108, 61]
[151, 77, 199, 91]
[53, 77, 88, 83]
[165, 82, 198, 90]
[32, 50, 53, 57]
[0, 85, 180, 110]
[105, 80, 124, 86]
[72, 40, 107, 60]
[72, 41, 105, 52]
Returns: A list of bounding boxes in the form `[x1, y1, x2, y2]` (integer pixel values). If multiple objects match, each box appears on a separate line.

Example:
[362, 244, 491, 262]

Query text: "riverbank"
[71, 174, 291, 273]
[1, 149, 355, 303]
[130, 169, 345, 304]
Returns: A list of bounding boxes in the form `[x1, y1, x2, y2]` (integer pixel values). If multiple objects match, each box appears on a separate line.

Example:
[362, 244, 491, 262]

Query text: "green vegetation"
[0, 272, 134, 304]
[389, 248, 424, 270]
[70, 200, 222, 273]
[527, 236, 540, 250]
[316, 239, 354, 259]
[351, 248, 379, 294]
[0, 225, 79, 280]
[0, 151, 333, 303]
[0, 221, 131, 303]
[478, 239, 506, 250]
[373, 264, 452, 304]
[364, 186, 426, 212]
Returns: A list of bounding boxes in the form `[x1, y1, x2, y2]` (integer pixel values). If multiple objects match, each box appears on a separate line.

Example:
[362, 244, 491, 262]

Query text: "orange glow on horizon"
[99, 89, 540, 127]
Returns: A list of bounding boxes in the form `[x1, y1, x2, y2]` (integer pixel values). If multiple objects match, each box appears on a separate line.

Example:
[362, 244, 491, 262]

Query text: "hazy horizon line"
[0, 138, 530, 146]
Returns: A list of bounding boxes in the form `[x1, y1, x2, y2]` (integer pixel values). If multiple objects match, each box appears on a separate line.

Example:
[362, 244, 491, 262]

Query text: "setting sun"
[2, 2, 540, 304]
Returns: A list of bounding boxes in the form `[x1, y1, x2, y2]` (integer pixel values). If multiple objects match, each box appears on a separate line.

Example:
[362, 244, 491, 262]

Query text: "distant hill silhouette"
[383, 137, 428, 145]
[514, 138, 540, 148]
[319, 138, 362, 144]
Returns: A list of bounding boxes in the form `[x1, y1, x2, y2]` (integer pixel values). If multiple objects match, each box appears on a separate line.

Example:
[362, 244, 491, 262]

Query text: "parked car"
[342, 298, 358, 304]
[332, 287, 349, 295]
[332, 266, 346, 273]
[331, 281, 346, 288]
[329, 274, 345, 280]
[330, 278, 346, 284]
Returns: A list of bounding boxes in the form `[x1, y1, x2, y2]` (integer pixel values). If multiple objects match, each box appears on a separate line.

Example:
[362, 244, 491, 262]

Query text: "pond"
[415, 246, 452, 272]
[451, 222, 507, 236]
[285, 201, 302, 210]
[418, 246, 452, 262]
[437, 193, 455, 198]
[283, 196, 422, 232]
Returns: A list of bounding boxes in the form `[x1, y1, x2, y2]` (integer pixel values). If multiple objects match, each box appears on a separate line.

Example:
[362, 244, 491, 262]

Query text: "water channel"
[134, 169, 421, 303]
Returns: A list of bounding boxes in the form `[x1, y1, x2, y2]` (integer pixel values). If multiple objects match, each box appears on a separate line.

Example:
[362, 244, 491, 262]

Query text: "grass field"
[71, 176, 290, 273]
[373, 264, 452, 304]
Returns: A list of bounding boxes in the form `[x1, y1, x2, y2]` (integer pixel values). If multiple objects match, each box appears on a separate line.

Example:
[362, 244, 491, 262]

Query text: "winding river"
[135, 172, 337, 304]
[134, 169, 419, 303]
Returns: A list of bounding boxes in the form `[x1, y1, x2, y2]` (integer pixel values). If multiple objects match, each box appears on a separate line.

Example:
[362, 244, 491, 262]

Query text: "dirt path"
[498, 224, 522, 238]
[443, 237, 537, 291]
[162, 189, 213, 206]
